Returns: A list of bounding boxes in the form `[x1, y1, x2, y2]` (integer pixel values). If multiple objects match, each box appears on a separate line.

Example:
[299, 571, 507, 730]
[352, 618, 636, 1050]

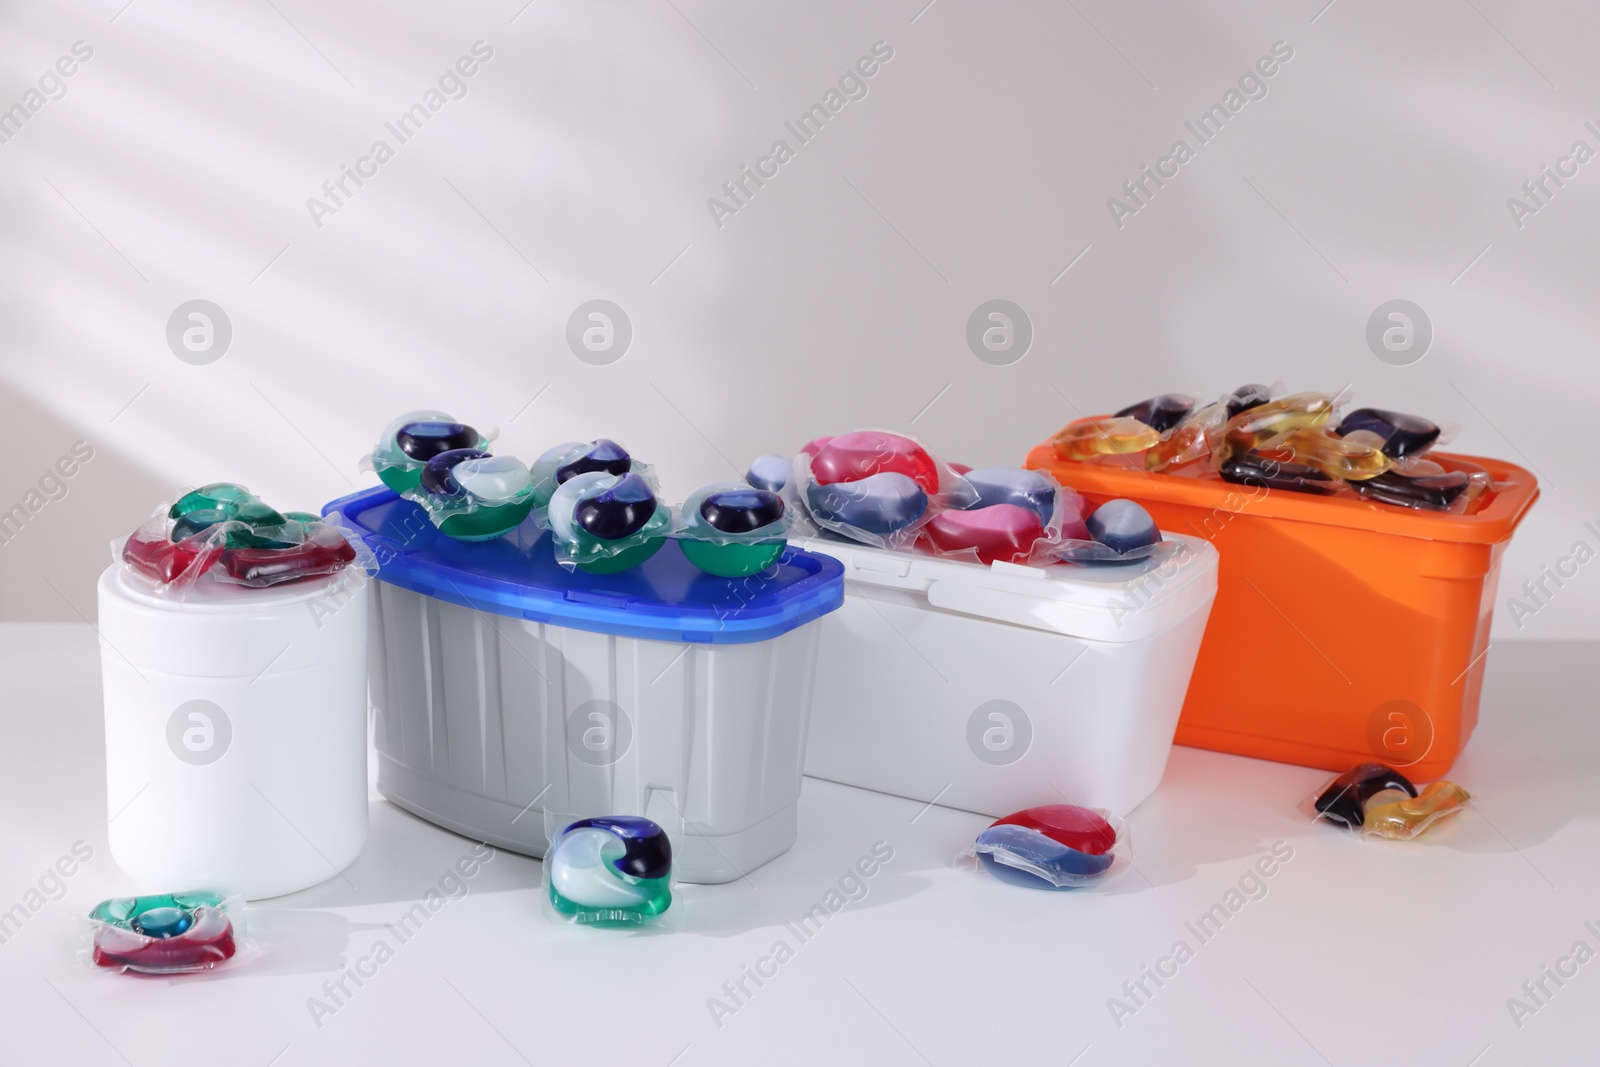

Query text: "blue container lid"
[324, 487, 843, 645]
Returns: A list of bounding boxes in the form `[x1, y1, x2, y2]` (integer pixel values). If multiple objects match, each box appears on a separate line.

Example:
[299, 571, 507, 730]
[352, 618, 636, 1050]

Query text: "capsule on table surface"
[547, 817, 673, 921]
[1314, 762, 1418, 830]
[1362, 781, 1470, 840]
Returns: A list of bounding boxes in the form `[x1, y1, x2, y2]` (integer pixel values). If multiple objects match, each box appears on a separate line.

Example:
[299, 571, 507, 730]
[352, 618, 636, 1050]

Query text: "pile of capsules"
[959, 804, 1128, 890]
[747, 429, 1177, 567]
[366, 413, 789, 577]
[1052, 385, 1493, 512]
[1312, 762, 1470, 840]
[122, 483, 359, 589]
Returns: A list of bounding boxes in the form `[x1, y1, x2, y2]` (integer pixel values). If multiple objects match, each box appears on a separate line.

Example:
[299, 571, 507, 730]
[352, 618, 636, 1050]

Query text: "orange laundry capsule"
[1052, 417, 1160, 462]
[1285, 426, 1393, 481]
[1216, 391, 1338, 464]
[1362, 780, 1471, 840]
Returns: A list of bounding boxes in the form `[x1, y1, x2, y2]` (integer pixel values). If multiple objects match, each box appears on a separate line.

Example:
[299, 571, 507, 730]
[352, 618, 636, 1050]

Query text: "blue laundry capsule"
[420, 449, 493, 498]
[1334, 408, 1441, 459]
[574, 472, 658, 540]
[805, 472, 927, 535]
[745, 453, 791, 493]
[974, 823, 1115, 890]
[556, 439, 632, 484]
[397, 421, 480, 461]
[129, 905, 194, 939]
[1086, 499, 1161, 554]
[701, 489, 784, 534]
[959, 468, 1057, 527]
[547, 816, 673, 922]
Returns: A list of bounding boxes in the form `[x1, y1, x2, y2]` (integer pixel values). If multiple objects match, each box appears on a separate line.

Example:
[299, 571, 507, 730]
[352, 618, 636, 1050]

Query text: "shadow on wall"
[0, 378, 168, 622]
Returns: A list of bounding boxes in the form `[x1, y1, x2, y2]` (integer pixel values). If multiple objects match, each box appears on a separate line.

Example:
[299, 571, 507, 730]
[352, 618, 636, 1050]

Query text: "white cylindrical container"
[97, 564, 369, 899]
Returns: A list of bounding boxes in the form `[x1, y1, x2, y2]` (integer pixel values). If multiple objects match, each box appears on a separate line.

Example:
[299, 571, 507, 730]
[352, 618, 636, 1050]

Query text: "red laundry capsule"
[923, 505, 1044, 565]
[990, 804, 1117, 856]
[810, 431, 940, 494]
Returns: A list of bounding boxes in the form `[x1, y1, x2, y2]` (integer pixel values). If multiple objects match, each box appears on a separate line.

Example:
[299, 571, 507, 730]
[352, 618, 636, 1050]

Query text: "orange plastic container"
[1025, 431, 1539, 781]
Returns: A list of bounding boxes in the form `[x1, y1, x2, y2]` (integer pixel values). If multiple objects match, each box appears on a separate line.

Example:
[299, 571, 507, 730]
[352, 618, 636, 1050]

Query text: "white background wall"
[1, 0, 1595, 638]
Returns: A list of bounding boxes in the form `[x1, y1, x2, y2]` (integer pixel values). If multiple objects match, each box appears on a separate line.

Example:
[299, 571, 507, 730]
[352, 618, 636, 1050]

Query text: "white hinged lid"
[791, 532, 1218, 643]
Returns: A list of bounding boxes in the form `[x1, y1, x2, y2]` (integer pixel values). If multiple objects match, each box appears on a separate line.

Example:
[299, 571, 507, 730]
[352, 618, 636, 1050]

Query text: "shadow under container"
[326, 487, 845, 884]
[1024, 438, 1539, 780]
[792, 531, 1219, 818]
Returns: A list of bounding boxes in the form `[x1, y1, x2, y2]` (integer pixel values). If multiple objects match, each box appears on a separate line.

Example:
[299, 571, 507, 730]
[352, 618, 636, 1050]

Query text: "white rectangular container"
[332, 487, 844, 884]
[793, 533, 1219, 818]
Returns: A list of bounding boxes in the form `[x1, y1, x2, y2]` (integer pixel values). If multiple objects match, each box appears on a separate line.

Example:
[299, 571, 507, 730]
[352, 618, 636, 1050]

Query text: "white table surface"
[2, 622, 1597, 1067]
